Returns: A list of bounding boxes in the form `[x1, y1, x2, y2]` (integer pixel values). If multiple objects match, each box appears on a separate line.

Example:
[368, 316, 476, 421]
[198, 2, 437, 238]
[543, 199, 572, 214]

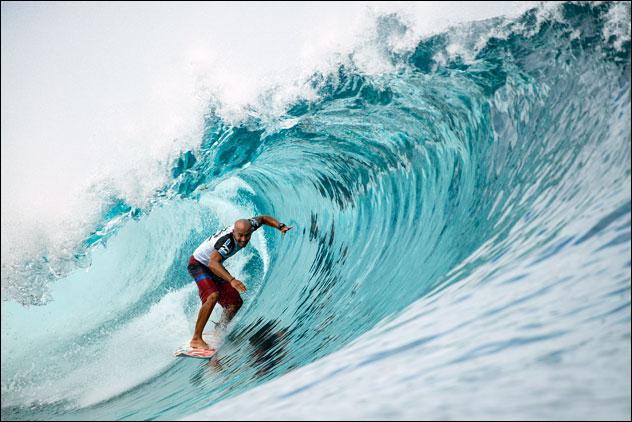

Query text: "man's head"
[233, 219, 253, 247]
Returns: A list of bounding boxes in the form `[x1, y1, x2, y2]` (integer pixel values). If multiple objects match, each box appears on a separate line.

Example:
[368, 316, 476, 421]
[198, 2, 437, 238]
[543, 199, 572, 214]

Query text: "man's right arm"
[208, 250, 247, 292]
[208, 250, 234, 282]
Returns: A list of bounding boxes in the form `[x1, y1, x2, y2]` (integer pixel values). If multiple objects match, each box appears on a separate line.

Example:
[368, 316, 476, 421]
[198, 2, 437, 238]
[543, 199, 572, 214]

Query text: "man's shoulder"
[249, 217, 262, 230]
[214, 230, 234, 245]
[214, 231, 237, 258]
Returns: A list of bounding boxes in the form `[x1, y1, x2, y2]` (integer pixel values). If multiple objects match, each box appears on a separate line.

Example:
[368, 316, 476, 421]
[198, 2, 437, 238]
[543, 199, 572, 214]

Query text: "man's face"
[234, 227, 252, 247]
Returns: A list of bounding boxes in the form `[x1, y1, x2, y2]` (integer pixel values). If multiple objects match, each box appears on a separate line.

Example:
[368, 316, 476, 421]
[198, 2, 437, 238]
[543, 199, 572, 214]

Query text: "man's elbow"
[261, 215, 274, 225]
[208, 259, 221, 272]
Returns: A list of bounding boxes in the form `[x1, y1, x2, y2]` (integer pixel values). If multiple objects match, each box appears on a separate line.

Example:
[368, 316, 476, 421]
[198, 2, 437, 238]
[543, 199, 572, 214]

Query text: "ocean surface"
[1, 2, 630, 420]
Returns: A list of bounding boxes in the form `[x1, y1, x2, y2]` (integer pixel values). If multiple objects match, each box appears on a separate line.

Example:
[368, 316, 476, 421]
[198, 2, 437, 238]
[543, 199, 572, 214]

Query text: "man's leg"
[190, 292, 219, 349]
[218, 302, 242, 330]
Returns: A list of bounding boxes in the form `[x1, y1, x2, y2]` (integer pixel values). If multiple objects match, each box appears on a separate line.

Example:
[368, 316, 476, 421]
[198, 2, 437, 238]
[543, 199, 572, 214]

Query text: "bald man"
[187, 216, 292, 350]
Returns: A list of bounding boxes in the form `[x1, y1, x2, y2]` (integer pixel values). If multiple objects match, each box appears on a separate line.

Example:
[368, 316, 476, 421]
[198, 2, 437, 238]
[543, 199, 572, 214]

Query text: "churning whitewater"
[1, 2, 630, 420]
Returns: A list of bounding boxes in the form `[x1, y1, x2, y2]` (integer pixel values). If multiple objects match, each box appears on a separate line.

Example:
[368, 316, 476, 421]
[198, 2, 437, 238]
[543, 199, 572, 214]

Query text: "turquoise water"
[2, 3, 630, 420]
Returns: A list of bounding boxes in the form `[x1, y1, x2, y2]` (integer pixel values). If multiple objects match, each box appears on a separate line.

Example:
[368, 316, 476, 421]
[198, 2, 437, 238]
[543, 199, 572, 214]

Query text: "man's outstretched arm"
[255, 215, 292, 235]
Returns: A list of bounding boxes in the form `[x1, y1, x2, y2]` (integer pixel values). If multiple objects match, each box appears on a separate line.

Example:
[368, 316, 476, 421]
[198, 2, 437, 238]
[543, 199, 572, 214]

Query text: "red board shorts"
[187, 256, 243, 308]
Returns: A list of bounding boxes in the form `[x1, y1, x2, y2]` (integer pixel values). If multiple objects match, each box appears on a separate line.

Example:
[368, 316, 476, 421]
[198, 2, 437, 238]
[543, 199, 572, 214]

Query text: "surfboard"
[174, 347, 216, 359]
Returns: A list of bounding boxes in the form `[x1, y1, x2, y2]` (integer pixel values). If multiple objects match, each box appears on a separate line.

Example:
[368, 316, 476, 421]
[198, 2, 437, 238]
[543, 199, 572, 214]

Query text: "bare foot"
[190, 338, 210, 350]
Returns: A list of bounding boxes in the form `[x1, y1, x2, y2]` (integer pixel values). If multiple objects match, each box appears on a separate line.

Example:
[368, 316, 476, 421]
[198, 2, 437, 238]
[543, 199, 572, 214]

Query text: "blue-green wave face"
[2, 2, 630, 420]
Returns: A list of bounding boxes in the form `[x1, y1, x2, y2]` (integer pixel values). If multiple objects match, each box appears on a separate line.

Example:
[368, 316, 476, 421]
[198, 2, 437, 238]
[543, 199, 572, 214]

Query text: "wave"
[2, 2, 630, 420]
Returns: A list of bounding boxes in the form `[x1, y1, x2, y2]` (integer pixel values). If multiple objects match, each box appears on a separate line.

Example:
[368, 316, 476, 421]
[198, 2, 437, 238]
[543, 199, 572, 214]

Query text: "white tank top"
[192, 218, 261, 266]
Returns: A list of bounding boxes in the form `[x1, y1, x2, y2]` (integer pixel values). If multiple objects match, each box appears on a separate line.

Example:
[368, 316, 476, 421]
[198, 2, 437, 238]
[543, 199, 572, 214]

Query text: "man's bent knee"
[204, 292, 219, 306]
[231, 298, 243, 310]
[227, 303, 241, 314]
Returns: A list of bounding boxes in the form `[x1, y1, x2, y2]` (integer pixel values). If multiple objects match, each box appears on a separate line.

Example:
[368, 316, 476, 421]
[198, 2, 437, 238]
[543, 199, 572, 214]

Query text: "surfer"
[187, 216, 292, 350]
